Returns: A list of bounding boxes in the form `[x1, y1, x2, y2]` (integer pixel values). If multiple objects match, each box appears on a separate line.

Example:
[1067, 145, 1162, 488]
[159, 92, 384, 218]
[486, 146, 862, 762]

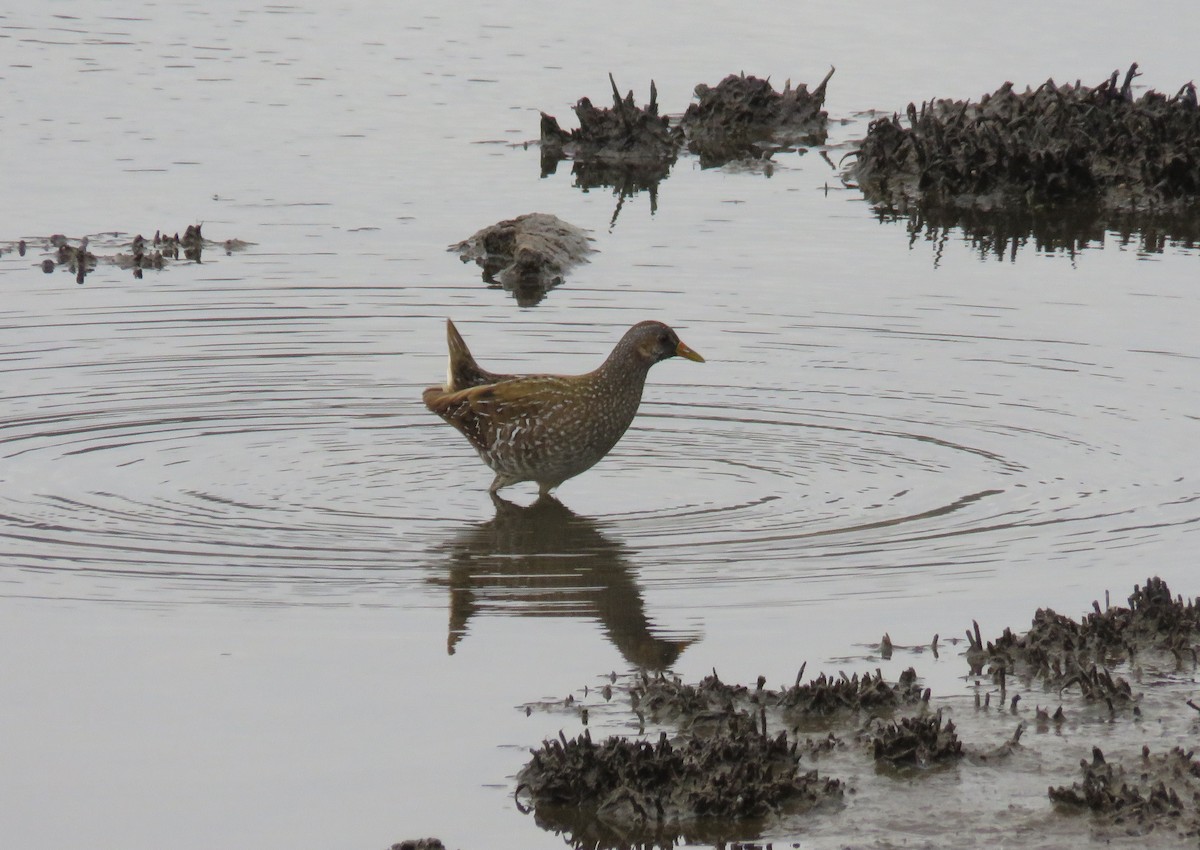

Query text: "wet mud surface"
[516, 579, 1200, 849]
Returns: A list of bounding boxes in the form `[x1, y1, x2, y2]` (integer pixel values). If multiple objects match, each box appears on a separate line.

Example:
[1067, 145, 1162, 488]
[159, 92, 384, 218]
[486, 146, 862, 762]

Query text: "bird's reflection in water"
[430, 494, 697, 670]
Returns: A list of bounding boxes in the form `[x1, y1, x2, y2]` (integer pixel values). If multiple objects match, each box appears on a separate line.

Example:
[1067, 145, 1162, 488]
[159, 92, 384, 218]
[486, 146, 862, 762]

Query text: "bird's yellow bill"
[675, 340, 705, 362]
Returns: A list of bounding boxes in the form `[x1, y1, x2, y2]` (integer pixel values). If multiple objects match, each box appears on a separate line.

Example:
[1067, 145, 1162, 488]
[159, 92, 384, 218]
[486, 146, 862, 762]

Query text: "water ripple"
[1, 275, 1197, 611]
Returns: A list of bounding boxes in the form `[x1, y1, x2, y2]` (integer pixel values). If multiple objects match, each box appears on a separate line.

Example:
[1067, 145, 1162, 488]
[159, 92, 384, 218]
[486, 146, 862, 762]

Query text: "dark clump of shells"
[516, 720, 841, 845]
[680, 69, 834, 167]
[776, 666, 927, 718]
[630, 669, 759, 730]
[540, 75, 683, 166]
[851, 64, 1200, 214]
[868, 709, 963, 767]
[538, 76, 682, 226]
[1049, 746, 1200, 837]
[538, 70, 835, 225]
[966, 576, 1199, 701]
[628, 666, 927, 730]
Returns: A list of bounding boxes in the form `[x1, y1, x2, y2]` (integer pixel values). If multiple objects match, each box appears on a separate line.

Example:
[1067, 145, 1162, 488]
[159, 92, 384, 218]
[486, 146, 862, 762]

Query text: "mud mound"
[514, 580, 1200, 847]
[447, 213, 593, 305]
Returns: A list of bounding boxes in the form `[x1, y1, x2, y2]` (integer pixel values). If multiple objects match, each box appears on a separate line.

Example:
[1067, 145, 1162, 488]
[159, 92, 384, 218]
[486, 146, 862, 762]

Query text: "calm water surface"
[1, 3, 1198, 848]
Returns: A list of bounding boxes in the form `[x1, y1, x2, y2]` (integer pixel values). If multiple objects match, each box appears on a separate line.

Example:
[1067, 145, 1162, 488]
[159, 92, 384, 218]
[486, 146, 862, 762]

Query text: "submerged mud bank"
[516, 578, 1200, 848]
[448, 213, 593, 306]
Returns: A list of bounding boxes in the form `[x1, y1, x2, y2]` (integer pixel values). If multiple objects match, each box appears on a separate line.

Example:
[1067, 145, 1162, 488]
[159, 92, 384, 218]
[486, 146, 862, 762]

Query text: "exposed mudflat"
[517, 580, 1200, 848]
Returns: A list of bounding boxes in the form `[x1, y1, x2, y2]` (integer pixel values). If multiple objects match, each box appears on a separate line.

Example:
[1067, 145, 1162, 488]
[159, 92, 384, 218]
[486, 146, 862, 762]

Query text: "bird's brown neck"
[591, 350, 653, 396]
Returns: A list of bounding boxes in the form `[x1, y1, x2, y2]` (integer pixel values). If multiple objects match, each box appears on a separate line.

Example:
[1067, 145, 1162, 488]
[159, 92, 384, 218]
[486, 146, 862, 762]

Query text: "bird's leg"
[489, 473, 521, 494]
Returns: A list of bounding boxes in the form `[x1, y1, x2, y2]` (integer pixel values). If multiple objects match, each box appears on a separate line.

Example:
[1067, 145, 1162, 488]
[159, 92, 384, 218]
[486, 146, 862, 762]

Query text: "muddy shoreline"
[503, 578, 1199, 849]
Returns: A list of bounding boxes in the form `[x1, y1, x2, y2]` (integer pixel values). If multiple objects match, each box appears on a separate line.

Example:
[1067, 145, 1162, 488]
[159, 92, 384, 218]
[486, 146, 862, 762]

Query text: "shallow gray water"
[2, 3, 1199, 849]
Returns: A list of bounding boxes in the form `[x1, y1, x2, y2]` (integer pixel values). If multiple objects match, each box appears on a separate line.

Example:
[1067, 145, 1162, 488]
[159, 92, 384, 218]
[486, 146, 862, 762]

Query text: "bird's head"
[627, 320, 705, 366]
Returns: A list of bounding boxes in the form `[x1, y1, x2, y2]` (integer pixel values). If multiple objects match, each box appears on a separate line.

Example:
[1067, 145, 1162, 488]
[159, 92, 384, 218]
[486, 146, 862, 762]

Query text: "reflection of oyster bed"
[877, 202, 1200, 260]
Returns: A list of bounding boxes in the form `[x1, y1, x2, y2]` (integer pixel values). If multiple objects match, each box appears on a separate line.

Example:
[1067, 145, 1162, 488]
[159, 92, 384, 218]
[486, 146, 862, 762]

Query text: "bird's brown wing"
[423, 377, 568, 455]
